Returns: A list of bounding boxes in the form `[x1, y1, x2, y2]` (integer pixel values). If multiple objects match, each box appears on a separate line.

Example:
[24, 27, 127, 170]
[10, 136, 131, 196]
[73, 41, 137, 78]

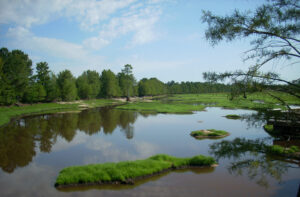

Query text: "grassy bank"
[167, 92, 300, 110]
[55, 154, 216, 187]
[116, 101, 205, 113]
[116, 92, 299, 114]
[0, 99, 119, 127]
[190, 129, 229, 139]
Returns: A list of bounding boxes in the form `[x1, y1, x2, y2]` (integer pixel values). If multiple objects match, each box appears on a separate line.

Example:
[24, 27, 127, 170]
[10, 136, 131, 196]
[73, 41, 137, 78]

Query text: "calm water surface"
[0, 107, 299, 197]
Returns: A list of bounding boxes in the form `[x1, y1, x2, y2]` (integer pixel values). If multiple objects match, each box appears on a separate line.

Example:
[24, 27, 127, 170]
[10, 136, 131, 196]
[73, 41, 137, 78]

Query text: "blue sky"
[0, 0, 299, 82]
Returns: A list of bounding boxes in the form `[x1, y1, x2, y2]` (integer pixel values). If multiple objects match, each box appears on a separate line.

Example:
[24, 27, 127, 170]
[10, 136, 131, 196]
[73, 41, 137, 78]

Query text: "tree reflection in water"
[0, 108, 141, 173]
[209, 138, 300, 188]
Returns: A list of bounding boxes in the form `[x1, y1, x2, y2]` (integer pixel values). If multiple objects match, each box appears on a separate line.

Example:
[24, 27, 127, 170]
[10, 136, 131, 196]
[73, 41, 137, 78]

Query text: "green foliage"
[100, 69, 121, 98]
[46, 73, 60, 101]
[138, 78, 166, 96]
[55, 154, 216, 186]
[202, 0, 300, 106]
[118, 64, 136, 98]
[166, 81, 231, 94]
[0, 48, 33, 104]
[23, 83, 46, 103]
[57, 70, 77, 101]
[263, 124, 274, 132]
[77, 70, 101, 99]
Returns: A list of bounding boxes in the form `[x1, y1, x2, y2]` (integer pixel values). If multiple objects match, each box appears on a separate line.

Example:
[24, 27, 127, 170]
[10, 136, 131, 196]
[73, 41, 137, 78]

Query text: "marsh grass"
[267, 145, 300, 155]
[55, 154, 216, 187]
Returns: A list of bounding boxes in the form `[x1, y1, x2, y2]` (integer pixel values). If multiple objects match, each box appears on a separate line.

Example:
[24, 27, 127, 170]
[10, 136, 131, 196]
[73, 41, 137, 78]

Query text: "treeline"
[0, 48, 230, 105]
[166, 81, 231, 94]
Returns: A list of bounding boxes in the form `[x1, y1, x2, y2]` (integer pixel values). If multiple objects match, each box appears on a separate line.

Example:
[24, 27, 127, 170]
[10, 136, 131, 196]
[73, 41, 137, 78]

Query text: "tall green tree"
[118, 64, 135, 100]
[46, 73, 60, 101]
[0, 48, 33, 104]
[202, 0, 300, 105]
[100, 69, 120, 98]
[138, 78, 166, 96]
[76, 70, 101, 99]
[57, 70, 77, 101]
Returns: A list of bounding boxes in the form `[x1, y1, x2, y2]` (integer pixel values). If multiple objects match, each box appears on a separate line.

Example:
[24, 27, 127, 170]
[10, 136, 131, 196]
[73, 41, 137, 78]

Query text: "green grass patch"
[190, 129, 229, 139]
[263, 124, 274, 132]
[55, 154, 216, 187]
[167, 92, 300, 110]
[267, 145, 300, 155]
[225, 114, 241, 119]
[116, 102, 205, 113]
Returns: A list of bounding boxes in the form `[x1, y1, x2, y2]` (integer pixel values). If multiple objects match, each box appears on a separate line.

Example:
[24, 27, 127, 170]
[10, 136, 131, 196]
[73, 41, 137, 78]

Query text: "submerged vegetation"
[55, 154, 216, 187]
[190, 129, 229, 139]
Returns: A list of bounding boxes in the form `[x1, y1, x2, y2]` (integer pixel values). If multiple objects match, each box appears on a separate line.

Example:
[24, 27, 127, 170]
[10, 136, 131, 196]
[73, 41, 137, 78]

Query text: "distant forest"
[0, 48, 231, 105]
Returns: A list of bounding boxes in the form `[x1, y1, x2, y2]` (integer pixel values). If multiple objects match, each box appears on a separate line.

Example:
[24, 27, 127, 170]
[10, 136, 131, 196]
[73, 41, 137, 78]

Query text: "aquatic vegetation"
[55, 154, 216, 187]
[267, 145, 300, 155]
[190, 129, 229, 139]
[263, 124, 274, 132]
[225, 114, 241, 119]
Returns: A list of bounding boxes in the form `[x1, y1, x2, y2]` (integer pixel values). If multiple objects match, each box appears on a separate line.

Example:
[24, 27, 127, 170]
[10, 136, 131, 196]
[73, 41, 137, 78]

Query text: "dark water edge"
[0, 107, 299, 196]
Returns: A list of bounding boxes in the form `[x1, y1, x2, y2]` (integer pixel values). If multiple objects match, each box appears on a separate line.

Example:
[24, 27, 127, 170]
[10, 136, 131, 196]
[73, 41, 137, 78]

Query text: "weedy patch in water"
[55, 154, 216, 188]
[263, 124, 274, 132]
[225, 114, 241, 119]
[190, 129, 229, 139]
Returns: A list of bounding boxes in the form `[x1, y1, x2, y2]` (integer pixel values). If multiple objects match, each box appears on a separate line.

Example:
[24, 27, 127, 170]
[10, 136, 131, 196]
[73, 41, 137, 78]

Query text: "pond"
[0, 106, 299, 196]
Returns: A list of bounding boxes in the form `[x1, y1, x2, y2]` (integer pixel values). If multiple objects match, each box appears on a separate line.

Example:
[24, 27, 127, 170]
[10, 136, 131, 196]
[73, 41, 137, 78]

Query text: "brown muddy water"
[0, 107, 299, 197]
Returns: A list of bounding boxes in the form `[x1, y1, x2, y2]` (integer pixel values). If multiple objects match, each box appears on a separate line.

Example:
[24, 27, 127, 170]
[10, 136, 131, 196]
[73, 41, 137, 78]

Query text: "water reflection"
[0, 107, 140, 173]
[209, 138, 300, 188]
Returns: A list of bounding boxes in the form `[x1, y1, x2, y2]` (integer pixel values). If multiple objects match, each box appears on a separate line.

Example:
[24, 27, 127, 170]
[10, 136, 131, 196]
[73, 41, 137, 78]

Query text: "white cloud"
[1, 0, 169, 75]
[0, 0, 70, 27]
[0, 0, 137, 30]
[6, 26, 104, 71]
[83, 5, 162, 50]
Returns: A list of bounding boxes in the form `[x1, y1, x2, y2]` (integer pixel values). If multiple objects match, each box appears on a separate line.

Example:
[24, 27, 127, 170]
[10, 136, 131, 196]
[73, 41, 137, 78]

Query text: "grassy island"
[55, 154, 216, 188]
[225, 114, 241, 119]
[190, 129, 229, 139]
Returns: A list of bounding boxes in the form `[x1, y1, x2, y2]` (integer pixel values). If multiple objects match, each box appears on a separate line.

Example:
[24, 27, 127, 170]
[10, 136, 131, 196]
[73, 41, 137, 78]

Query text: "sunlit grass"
[55, 154, 216, 187]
